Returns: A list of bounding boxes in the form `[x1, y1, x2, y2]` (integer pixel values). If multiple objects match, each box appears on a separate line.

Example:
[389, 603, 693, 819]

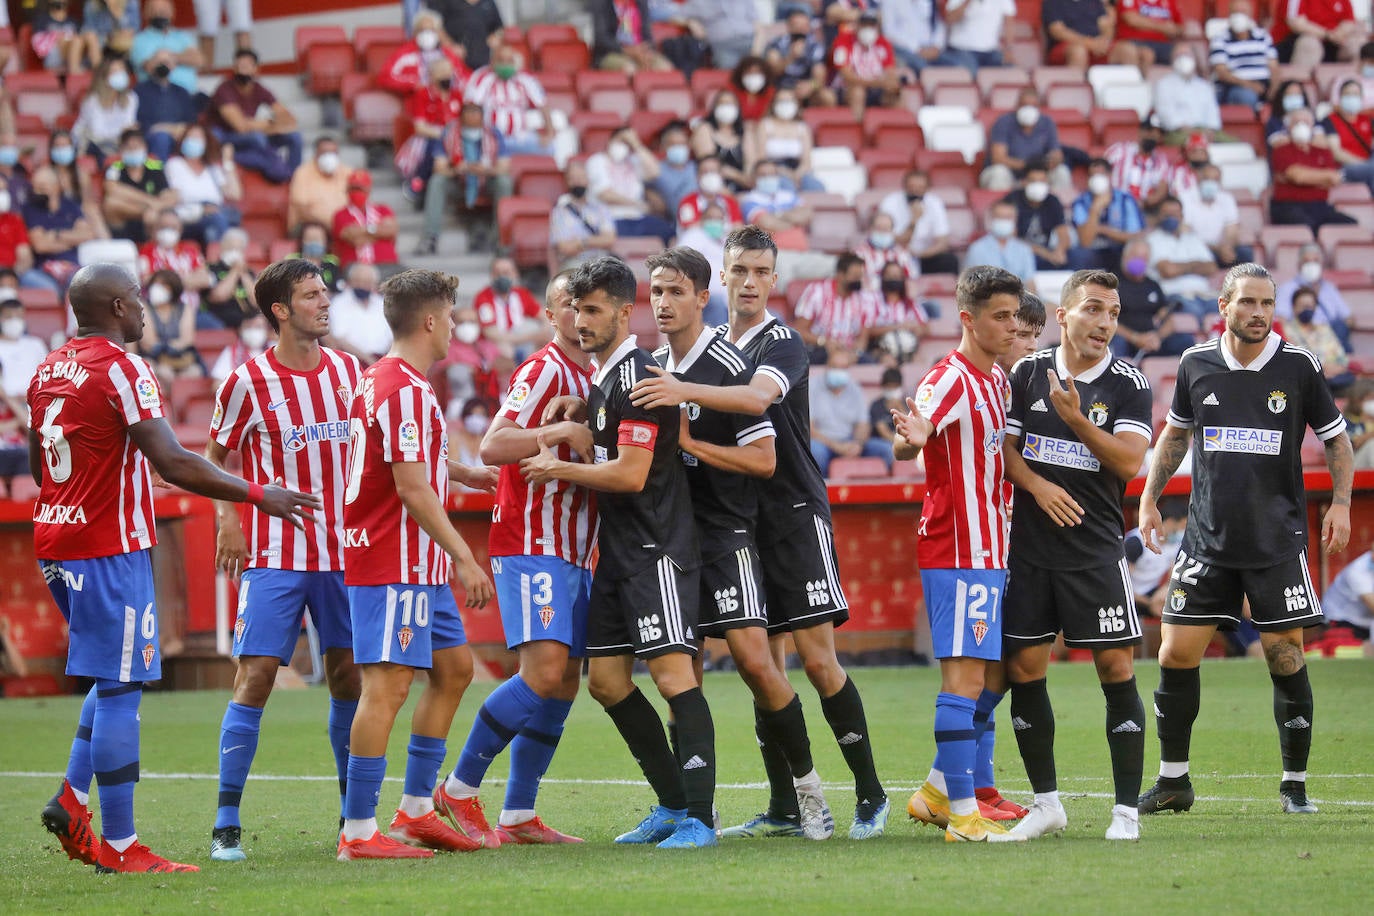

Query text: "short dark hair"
[118, 127, 145, 148]
[0, 268, 17, 285]
[955, 265, 1023, 314]
[234, 48, 259, 64]
[313, 134, 337, 152]
[381, 269, 460, 334]
[722, 225, 778, 265]
[880, 367, 902, 387]
[255, 258, 324, 331]
[1061, 269, 1119, 309]
[1158, 194, 1182, 211]
[1017, 291, 1047, 333]
[1023, 156, 1048, 175]
[545, 268, 576, 307]
[1088, 157, 1110, 172]
[835, 252, 864, 275]
[645, 246, 713, 295]
[566, 256, 637, 305]
[297, 220, 329, 242]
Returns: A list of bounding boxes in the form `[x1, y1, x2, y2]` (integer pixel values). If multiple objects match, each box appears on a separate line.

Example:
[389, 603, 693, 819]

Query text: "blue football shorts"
[492, 554, 592, 656]
[233, 568, 351, 664]
[40, 549, 160, 682]
[349, 582, 467, 668]
[921, 568, 1008, 661]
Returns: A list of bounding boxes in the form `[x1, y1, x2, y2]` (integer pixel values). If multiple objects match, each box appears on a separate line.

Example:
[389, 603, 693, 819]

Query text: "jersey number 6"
[39, 397, 73, 484]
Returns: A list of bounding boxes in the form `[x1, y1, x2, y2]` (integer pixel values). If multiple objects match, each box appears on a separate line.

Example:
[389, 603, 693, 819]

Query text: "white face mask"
[455, 321, 481, 344]
[882, 387, 902, 400]
[240, 325, 268, 350]
[464, 414, 489, 435]
[0, 190, 10, 212]
[1229, 13, 1251, 34]
[742, 73, 766, 94]
[1199, 178, 1220, 201]
[990, 217, 1015, 239]
[857, 27, 878, 47]
[1290, 122, 1314, 144]
[148, 285, 171, 307]
[1362, 400, 1374, 417]
[869, 231, 893, 249]
[1088, 174, 1111, 196]
[607, 140, 630, 163]
[714, 104, 739, 125]
[773, 100, 798, 120]
[1016, 105, 1039, 128]
[1299, 261, 1323, 284]
[0, 317, 23, 339]
[698, 171, 725, 195]
[416, 29, 439, 52]
[1025, 181, 1049, 203]
[1173, 55, 1196, 77]
[156, 227, 179, 249]
[317, 151, 340, 175]
[1341, 94, 1363, 115]
[108, 70, 131, 92]
[223, 248, 244, 266]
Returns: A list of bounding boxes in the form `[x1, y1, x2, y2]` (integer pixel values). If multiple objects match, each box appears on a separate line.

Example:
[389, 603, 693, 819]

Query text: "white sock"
[398, 793, 433, 818]
[1034, 791, 1061, 809]
[925, 768, 947, 795]
[442, 775, 479, 799]
[1283, 771, 1307, 783]
[949, 797, 977, 817]
[107, 833, 136, 853]
[793, 768, 821, 790]
[1112, 804, 1139, 819]
[499, 808, 535, 827]
[1160, 761, 1189, 779]
[342, 817, 378, 842]
[71, 787, 90, 805]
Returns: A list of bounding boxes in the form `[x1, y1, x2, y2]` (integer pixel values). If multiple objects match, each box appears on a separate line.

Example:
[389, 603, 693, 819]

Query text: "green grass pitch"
[1, 660, 1372, 914]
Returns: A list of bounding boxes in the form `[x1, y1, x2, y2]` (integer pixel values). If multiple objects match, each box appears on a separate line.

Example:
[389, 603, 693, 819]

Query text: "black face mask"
[235, 72, 253, 85]
[569, 185, 587, 199]
[150, 16, 171, 30]
[437, 78, 453, 92]
[153, 63, 172, 80]
[881, 278, 905, 294]
[30, 194, 50, 209]
[789, 32, 809, 42]
[845, 279, 864, 295]
[1140, 137, 1158, 154]
[906, 192, 923, 203]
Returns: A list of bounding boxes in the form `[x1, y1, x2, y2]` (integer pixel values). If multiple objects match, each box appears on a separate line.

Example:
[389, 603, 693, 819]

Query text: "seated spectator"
[1154, 48, 1222, 143]
[764, 9, 834, 107]
[0, 133, 31, 210]
[1267, 80, 1318, 147]
[868, 262, 927, 366]
[855, 211, 918, 288]
[166, 124, 242, 245]
[1269, 109, 1359, 232]
[103, 127, 176, 246]
[1125, 495, 1188, 618]
[1330, 40, 1374, 106]
[131, 0, 204, 95]
[290, 221, 343, 292]
[675, 155, 742, 231]
[21, 165, 94, 291]
[1042, 0, 1117, 70]
[464, 45, 555, 158]
[675, 201, 728, 324]
[398, 58, 466, 255]
[72, 56, 139, 165]
[730, 55, 777, 123]
[208, 49, 302, 184]
[1167, 131, 1214, 199]
[31, 0, 88, 75]
[288, 136, 349, 234]
[739, 159, 812, 251]
[0, 381, 27, 497]
[655, 0, 758, 71]
[691, 91, 749, 191]
[965, 199, 1037, 282]
[747, 88, 823, 192]
[0, 298, 51, 394]
[1146, 196, 1217, 318]
[1325, 78, 1374, 193]
[446, 100, 512, 211]
[942, 0, 1015, 74]
[981, 87, 1070, 192]
[1114, 0, 1183, 72]
[1275, 243, 1353, 348]
[1285, 285, 1354, 394]
[1180, 162, 1254, 269]
[82, 0, 142, 60]
[1319, 544, 1374, 643]
[793, 253, 882, 363]
[809, 348, 886, 475]
[134, 47, 198, 162]
[1273, 0, 1367, 72]
[326, 262, 391, 364]
[830, 12, 902, 121]
[139, 267, 204, 381]
[1005, 161, 1071, 269]
[881, 0, 949, 75]
[331, 171, 399, 269]
[138, 208, 212, 316]
[864, 367, 906, 468]
[1070, 157, 1146, 270]
[878, 168, 957, 276]
[1209, 0, 1277, 110]
[653, 121, 696, 216]
[587, 127, 673, 244]
[437, 304, 505, 407]
[436, 0, 503, 71]
[203, 228, 257, 328]
[1341, 379, 1374, 468]
[592, 0, 672, 73]
[473, 256, 545, 362]
[1105, 116, 1173, 210]
[194, 0, 252, 65]
[376, 9, 470, 95]
[450, 398, 491, 471]
[0, 178, 61, 295]
[48, 128, 109, 240]
[1113, 239, 1196, 360]
[210, 311, 272, 383]
[550, 160, 617, 268]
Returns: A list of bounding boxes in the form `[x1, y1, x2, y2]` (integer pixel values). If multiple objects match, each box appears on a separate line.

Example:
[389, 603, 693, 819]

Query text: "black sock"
[820, 676, 885, 811]
[1271, 667, 1314, 775]
[666, 718, 680, 763]
[666, 687, 715, 824]
[1154, 666, 1200, 773]
[755, 706, 799, 821]
[604, 688, 687, 811]
[760, 694, 815, 778]
[1101, 677, 1146, 807]
[1009, 677, 1057, 794]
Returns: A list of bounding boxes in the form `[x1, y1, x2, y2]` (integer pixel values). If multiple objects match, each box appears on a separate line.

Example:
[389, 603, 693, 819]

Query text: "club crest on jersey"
[506, 381, 531, 410]
[210, 400, 224, 430]
[1169, 588, 1188, 612]
[972, 619, 988, 645]
[984, 427, 1003, 454]
[1088, 401, 1109, 427]
[142, 643, 155, 669]
[397, 419, 421, 453]
[539, 605, 555, 628]
[135, 376, 160, 409]
[1267, 390, 1288, 414]
[337, 383, 352, 406]
[398, 626, 414, 652]
[596, 406, 606, 430]
[686, 402, 701, 421]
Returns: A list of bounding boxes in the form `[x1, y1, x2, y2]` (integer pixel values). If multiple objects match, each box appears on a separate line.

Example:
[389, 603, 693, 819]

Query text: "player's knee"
[1094, 651, 1134, 684]
[232, 658, 278, 706]
[587, 675, 627, 708]
[519, 664, 564, 698]
[734, 651, 779, 694]
[801, 654, 841, 691]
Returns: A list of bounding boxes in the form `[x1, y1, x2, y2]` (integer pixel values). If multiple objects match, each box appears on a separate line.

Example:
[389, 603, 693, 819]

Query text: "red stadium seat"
[1092, 108, 1141, 146]
[986, 83, 1028, 110]
[690, 69, 732, 108]
[540, 71, 574, 93]
[7, 71, 68, 129]
[628, 110, 677, 144]
[269, 238, 298, 263]
[525, 23, 580, 57]
[853, 188, 891, 225]
[575, 69, 629, 100]
[976, 67, 1030, 101]
[353, 24, 405, 58]
[569, 111, 622, 156]
[814, 120, 863, 149]
[349, 91, 403, 144]
[507, 214, 550, 271]
[1031, 66, 1085, 95]
[829, 457, 890, 481]
[361, 39, 406, 77]
[1044, 82, 1095, 112]
[808, 209, 859, 254]
[632, 70, 687, 98]
[22, 305, 66, 342]
[1316, 223, 1369, 250]
[538, 39, 591, 74]
[294, 25, 347, 60]
[584, 86, 637, 115]
[497, 196, 552, 246]
[918, 66, 974, 95]
[1331, 241, 1374, 273]
[930, 83, 981, 111]
[303, 40, 357, 97]
[643, 86, 694, 119]
[509, 154, 564, 201]
[238, 171, 290, 220]
[63, 70, 92, 107]
[1007, 39, 1043, 70]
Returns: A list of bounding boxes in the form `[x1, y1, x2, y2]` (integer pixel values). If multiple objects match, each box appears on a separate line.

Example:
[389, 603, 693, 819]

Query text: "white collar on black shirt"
[729, 310, 779, 349]
[593, 334, 639, 387]
[1054, 345, 1112, 385]
[665, 326, 716, 373]
[1219, 330, 1281, 372]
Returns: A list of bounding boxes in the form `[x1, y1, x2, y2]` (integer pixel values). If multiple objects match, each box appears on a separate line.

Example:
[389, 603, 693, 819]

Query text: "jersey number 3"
[39, 397, 73, 484]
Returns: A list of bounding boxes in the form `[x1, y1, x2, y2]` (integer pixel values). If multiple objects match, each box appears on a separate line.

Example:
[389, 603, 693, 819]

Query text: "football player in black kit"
[1135, 263, 1353, 816]
[520, 256, 717, 849]
[630, 227, 888, 840]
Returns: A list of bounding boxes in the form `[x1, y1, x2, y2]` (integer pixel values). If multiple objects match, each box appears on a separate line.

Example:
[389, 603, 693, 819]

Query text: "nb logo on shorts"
[714, 587, 739, 616]
[805, 580, 831, 608]
[637, 614, 663, 643]
[1284, 585, 1309, 613]
[1098, 605, 1128, 634]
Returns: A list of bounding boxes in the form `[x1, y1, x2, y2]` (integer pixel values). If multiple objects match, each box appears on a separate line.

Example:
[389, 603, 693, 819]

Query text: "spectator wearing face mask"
[166, 124, 243, 246]
[377, 9, 470, 95]
[1329, 40, 1374, 107]
[809, 348, 886, 476]
[1272, 0, 1368, 73]
[1145, 195, 1217, 319]
[437, 305, 505, 408]
[746, 88, 824, 192]
[131, 0, 205, 95]
[691, 90, 748, 191]
[1269, 108, 1359, 233]
[586, 127, 674, 245]
[675, 202, 729, 324]
[31, 0, 89, 76]
[829, 12, 902, 121]
[1004, 161, 1072, 270]
[1179, 162, 1252, 269]
[675, 155, 742, 232]
[1275, 243, 1353, 348]
[1125, 495, 1188, 620]
[1114, 0, 1184, 75]
[592, 0, 673, 73]
[439, 102, 512, 252]
[21, 165, 96, 292]
[855, 211, 918, 289]
[1153, 48, 1223, 144]
[208, 48, 303, 184]
[1105, 116, 1173, 209]
[139, 268, 206, 382]
[1266, 79, 1319, 147]
[549, 159, 617, 269]
[1209, 1, 1277, 110]
[0, 298, 50, 395]
[331, 170, 399, 268]
[0, 133, 32, 213]
[864, 367, 907, 469]
[1339, 379, 1374, 468]
[652, 122, 696, 216]
[103, 127, 177, 246]
[463, 45, 557, 158]
[290, 221, 344, 293]
[449, 398, 493, 477]
[793, 253, 883, 364]
[965, 200, 1037, 282]
[730, 56, 776, 123]
[71, 56, 139, 165]
[1069, 157, 1146, 271]
[210, 312, 273, 383]
[878, 168, 957, 276]
[981, 87, 1070, 192]
[289, 136, 351, 234]
[473, 256, 545, 362]
[764, 9, 835, 107]
[47, 128, 109, 241]
[868, 264, 928, 366]
[204, 227, 259, 328]
[138, 208, 213, 316]
[134, 48, 199, 162]
[1324, 78, 1374, 194]
[739, 159, 812, 251]
[325, 262, 391, 365]
[1113, 238, 1195, 361]
[1284, 286, 1355, 394]
[0, 177, 61, 296]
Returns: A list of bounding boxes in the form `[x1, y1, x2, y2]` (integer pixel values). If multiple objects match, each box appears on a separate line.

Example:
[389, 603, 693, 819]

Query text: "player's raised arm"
[891, 397, 932, 461]
[1045, 370, 1149, 482]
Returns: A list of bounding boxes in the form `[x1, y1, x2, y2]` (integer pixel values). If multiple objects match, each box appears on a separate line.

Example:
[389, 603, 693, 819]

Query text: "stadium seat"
[1099, 83, 1154, 119]
[918, 66, 975, 95]
[628, 110, 676, 144]
[6, 71, 67, 129]
[1034, 271, 1075, 305]
[915, 104, 973, 135]
[21, 304, 66, 342]
[526, 23, 580, 57]
[808, 209, 859, 254]
[349, 90, 402, 144]
[538, 40, 592, 74]
[943, 206, 977, 248]
[1087, 64, 1143, 96]
[508, 214, 550, 271]
[302, 40, 357, 97]
[613, 237, 664, 282]
[569, 111, 622, 156]
[1331, 241, 1374, 273]
[897, 86, 926, 118]
[1090, 107, 1140, 146]
[828, 457, 890, 481]
[1258, 224, 1314, 261]
[544, 89, 578, 117]
[354, 24, 404, 58]
[986, 84, 1028, 110]
[63, 70, 92, 107]
[269, 238, 297, 263]
[632, 70, 687, 98]
[294, 24, 347, 60]
[77, 238, 137, 273]
[1317, 223, 1370, 249]
[1206, 142, 1258, 165]
[1007, 39, 1042, 70]
[925, 122, 985, 163]
[975, 67, 1029, 103]
[1343, 285, 1374, 327]
[1031, 66, 1085, 95]
[540, 71, 574, 93]
[575, 69, 629, 100]
[1331, 182, 1374, 205]
[813, 164, 867, 203]
[643, 86, 694, 119]
[584, 85, 637, 115]
[930, 83, 981, 111]
[853, 188, 890, 225]
[1044, 81, 1095, 113]
[1219, 160, 1270, 197]
[689, 69, 731, 109]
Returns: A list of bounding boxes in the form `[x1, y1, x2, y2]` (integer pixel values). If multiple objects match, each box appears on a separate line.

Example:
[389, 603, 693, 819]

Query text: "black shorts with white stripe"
[1161, 549, 1323, 633]
[760, 514, 849, 634]
[1003, 554, 1141, 649]
[585, 555, 700, 658]
[697, 544, 769, 637]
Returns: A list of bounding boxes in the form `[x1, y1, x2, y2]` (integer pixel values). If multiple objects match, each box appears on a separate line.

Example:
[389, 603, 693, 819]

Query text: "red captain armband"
[245, 482, 265, 506]
[617, 420, 658, 451]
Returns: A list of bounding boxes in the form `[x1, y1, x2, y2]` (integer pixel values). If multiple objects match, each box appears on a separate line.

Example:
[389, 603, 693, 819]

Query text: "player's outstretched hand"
[453, 557, 494, 608]
[630, 366, 688, 409]
[892, 397, 932, 451]
[1322, 504, 1351, 555]
[520, 435, 563, 487]
[257, 478, 322, 530]
[151, 469, 173, 490]
[541, 395, 587, 425]
[215, 517, 250, 579]
[1046, 370, 1081, 422]
[1030, 479, 1085, 527]
[449, 460, 499, 494]
[1138, 500, 1164, 554]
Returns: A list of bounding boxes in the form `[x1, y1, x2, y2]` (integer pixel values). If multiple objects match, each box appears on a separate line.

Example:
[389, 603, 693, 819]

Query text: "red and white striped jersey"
[793, 278, 883, 351]
[343, 356, 450, 586]
[489, 341, 597, 565]
[463, 67, 547, 137]
[210, 346, 361, 572]
[27, 336, 163, 560]
[912, 349, 1010, 570]
[473, 285, 542, 334]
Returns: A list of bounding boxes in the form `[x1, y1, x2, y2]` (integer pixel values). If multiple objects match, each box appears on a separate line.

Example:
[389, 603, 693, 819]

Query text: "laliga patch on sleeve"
[618, 420, 657, 450]
[505, 381, 531, 410]
[914, 383, 937, 416]
[135, 375, 161, 410]
[397, 419, 421, 454]
[210, 400, 224, 430]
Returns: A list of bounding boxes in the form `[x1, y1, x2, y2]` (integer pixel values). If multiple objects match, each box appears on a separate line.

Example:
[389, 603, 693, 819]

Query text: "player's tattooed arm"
[1321, 431, 1353, 554]
[1138, 423, 1191, 554]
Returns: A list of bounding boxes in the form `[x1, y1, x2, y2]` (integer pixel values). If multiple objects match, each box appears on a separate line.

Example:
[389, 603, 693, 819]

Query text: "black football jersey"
[654, 330, 774, 562]
[589, 337, 700, 579]
[725, 315, 830, 545]
[1168, 334, 1346, 569]
[1007, 347, 1155, 569]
